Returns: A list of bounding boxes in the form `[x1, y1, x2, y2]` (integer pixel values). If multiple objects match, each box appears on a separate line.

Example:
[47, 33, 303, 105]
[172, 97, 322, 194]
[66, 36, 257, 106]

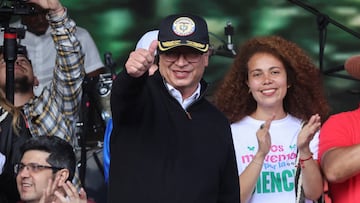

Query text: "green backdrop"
[6, 0, 360, 114]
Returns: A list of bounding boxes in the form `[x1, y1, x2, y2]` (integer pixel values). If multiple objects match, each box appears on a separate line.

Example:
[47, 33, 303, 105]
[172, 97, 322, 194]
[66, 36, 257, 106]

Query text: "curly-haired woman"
[213, 35, 329, 203]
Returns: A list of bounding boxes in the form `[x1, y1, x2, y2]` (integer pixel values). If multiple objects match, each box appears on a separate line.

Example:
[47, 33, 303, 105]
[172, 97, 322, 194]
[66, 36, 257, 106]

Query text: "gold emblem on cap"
[172, 17, 195, 36]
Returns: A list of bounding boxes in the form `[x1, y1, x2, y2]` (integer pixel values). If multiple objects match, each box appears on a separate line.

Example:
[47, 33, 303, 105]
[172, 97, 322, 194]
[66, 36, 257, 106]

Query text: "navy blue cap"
[158, 14, 209, 53]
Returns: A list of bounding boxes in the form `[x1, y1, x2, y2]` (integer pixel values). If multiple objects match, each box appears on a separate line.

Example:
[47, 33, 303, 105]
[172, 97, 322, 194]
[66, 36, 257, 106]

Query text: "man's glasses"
[161, 50, 204, 63]
[14, 163, 63, 174]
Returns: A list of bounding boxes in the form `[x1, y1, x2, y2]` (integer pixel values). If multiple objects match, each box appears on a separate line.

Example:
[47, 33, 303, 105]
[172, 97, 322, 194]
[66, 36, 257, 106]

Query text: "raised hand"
[39, 176, 60, 203]
[125, 40, 158, 78]
[297, 114, 321, 153]
[27, 0, 64, 14]
[256, 115, 275, 158]
[53, 181, 87, 203]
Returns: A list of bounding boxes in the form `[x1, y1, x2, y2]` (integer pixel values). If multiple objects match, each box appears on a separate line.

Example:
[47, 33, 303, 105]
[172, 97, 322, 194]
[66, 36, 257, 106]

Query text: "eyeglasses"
[14, 163, 63, 174]
[161, 50, 203, 63]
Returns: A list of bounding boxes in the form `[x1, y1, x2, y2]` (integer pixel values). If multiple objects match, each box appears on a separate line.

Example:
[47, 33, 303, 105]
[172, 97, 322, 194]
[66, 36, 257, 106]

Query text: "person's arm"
[322, 145, 360, 183]
[27, 0, 85, 116]
[319, 111, 360, 183]
[239, 117, 273, 202]
[48, 9, 85, 116]
[23, 0, 84, 145]
[110, 40, 157, 123]
[239, 153, 265, 202]
[297, 114, 323, 200]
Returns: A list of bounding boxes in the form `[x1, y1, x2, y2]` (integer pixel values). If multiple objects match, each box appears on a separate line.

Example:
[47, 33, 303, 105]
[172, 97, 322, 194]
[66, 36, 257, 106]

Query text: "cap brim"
[158, 40, 209, 52]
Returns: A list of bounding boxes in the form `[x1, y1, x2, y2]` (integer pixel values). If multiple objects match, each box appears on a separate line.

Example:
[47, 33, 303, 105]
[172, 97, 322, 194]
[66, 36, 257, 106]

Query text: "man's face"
[16, 150, 54, 203]
[0, 54, 37, 93]
[158, 46, 209, 99]
[21, 4, 49, 36]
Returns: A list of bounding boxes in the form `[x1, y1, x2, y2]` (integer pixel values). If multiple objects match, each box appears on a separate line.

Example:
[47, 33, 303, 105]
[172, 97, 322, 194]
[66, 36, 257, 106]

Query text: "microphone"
[210, 21, 237, 58]
[211, 21, 236, 58]
[344, 55, 360, 80]
[224, 21, 236, 56]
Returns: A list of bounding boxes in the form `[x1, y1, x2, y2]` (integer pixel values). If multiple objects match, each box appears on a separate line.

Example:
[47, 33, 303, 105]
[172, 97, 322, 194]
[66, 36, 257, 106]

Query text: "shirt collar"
[165, 81, 201, 109]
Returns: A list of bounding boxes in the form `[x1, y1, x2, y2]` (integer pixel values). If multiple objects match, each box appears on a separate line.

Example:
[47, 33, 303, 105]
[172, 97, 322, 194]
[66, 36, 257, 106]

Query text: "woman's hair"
[0, 93, 22, 134]
[213, 35, 330, 123]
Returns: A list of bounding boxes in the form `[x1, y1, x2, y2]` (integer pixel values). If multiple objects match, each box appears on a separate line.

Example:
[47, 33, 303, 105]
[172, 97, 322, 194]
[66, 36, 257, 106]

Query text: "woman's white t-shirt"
[231, 114, 318, 203]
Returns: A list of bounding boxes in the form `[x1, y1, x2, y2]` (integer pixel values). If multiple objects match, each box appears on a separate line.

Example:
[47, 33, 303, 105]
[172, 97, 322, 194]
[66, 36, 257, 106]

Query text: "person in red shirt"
[319, 54, 360, 203]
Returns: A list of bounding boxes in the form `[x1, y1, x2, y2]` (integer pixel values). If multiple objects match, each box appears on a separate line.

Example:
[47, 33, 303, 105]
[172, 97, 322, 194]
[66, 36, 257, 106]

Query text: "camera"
[0, 0, 34, 29]
[0, 0, 34, 18]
